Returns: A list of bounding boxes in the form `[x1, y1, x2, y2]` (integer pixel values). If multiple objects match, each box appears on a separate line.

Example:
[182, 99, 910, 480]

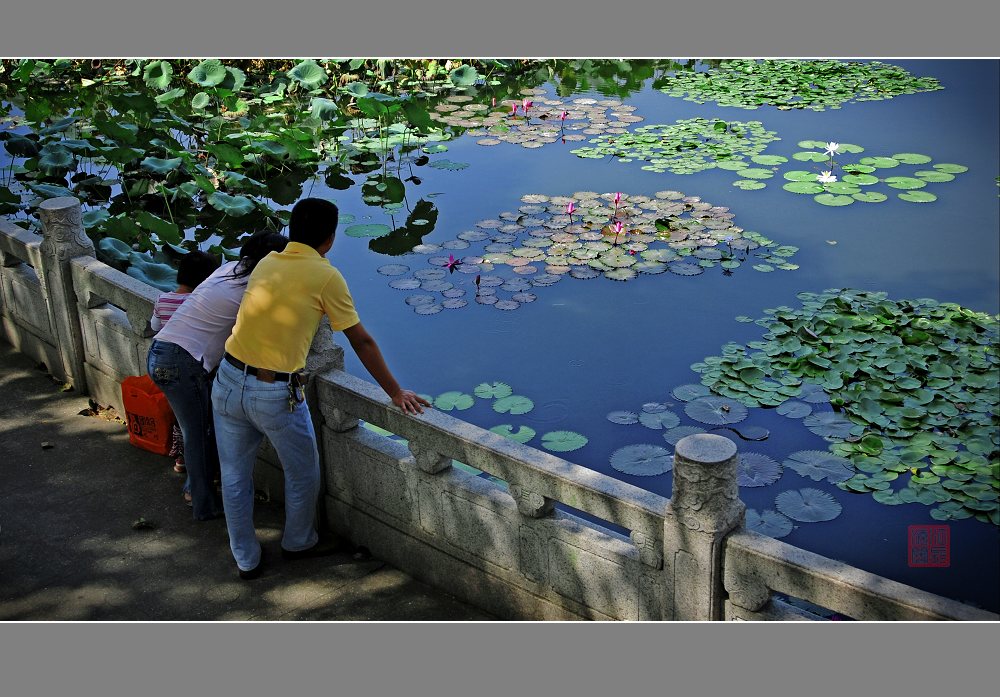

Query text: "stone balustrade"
[2, 198, 996, 621]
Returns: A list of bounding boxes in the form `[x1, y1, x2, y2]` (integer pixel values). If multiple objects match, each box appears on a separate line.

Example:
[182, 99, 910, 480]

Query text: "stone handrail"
[723, 530, 999, 621]
[314, 367, 669, 552]
[3, 197, 995, 621]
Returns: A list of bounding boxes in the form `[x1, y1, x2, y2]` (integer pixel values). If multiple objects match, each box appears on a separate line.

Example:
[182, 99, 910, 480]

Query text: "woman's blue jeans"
[147, 340, 223, 521]
[212, 358, 320, 572]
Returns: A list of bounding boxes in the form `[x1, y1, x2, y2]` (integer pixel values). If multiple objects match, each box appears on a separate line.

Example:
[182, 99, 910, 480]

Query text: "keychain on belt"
[287, 380, 305, 412]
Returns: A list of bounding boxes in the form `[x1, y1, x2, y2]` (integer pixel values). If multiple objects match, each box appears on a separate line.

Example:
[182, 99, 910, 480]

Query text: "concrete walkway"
[0, 342, 495, 621]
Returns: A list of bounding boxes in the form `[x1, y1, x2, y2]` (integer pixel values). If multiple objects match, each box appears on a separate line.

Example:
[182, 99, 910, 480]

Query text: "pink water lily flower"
[817, 171, 838, 184]
[560, 110, 568, 121]
[612, 220, 624, 245]
[566, 201, 575, 215]
[522, 98, 533, 110]
[446, 254, 459, 272]
[492, 97, 496, 108]
[613, 192, 622, 206]
[510, 103, 518, 116]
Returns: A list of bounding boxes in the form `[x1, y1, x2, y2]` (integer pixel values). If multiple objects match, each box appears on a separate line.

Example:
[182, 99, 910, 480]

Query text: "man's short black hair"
[289, 198, 339, 249]
[176, 250, 220, 289]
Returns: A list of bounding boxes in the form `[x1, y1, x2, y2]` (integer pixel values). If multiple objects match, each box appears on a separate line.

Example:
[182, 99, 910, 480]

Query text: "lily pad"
[607, 410, 639, 425]
[489, 425, 535, 444]
[776, 400, 812, 418]
[737, 453, 783, 487]
[639, 410, 681, 430]
[685, 396, 749, 425]
[474, 381, 513, 399]
[541, 431, 589, 453]
[802, 412, 856, 439]
[745, 509, 794, 538]
[775, 488, 843, 522]
[898, 191, 937, 203]
[345, 224, 391, 238]
[784, 450, 854, 483]
[493, 395, 534, 415]
[434, 391, 474, 411]
[610, 444, 673, 476]
[814, 193, 854, 207]
[672, 384, 712, 402]
[663, 425, 706, 446]
[783, 181, 825, 195]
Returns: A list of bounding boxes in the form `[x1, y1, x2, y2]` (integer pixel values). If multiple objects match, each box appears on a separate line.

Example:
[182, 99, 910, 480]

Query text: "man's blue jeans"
[212, 358, 320, 572]
[147, 340, 223, 521]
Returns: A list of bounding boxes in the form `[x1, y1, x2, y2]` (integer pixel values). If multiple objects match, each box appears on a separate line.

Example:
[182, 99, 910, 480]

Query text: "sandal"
[174, 459, 186, 474]
[183, 491, 193, 507]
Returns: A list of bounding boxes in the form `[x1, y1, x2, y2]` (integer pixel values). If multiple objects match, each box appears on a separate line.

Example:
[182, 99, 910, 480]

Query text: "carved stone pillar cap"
[38, 196, 83, 212]
[675, 433, 737, 465]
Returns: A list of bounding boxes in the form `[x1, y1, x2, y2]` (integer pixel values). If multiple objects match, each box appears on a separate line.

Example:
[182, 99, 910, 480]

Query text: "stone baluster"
[37, 197, 94, 390]
[663, 433, 744, 620]
[509, 484, 554, 518]
[407, 440, 451, 474]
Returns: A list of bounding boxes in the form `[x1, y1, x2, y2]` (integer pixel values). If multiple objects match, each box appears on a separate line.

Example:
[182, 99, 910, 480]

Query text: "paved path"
[0, 341, 495, 621]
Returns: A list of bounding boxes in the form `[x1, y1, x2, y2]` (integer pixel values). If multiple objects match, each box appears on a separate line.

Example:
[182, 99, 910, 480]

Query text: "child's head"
[176, 250, 221, 291]
[231, 231, 288, 279]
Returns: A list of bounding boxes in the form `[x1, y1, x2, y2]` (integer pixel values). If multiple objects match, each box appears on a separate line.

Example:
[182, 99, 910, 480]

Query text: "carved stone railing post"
[37, 197, 94, 389]
[663, 433, 744, 620]
[305, 320, 347, 530]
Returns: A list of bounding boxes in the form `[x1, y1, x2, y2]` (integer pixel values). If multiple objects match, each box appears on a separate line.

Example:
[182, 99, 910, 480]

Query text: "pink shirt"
[150, 291, 188, 332]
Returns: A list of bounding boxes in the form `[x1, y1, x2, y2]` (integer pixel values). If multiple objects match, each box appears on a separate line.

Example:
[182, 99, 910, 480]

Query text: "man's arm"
[342, 322, 431, 415]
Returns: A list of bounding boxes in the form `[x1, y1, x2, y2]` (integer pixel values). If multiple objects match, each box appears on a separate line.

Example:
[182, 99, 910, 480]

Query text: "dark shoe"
[239, 550, 264, 580]
[281, 538, 352, 561]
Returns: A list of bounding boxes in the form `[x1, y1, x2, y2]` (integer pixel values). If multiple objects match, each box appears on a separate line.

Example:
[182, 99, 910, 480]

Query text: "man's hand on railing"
[392, 388, 431, 415]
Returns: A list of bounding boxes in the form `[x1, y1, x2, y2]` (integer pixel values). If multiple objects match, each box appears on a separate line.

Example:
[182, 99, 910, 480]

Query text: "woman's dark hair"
[176, 250, 220, 289]
[231, 231, 288, 279]
[289, 198, 339, 249]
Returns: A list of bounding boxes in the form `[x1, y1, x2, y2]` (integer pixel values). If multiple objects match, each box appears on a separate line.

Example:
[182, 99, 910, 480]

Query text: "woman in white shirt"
[148, 232, 288, 520]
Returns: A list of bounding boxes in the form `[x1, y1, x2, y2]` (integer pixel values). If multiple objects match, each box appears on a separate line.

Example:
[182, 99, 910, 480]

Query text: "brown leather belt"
[224, 353, 303, 385]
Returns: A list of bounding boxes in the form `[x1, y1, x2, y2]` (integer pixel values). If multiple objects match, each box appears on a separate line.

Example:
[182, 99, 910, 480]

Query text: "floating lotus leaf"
[669, 262, 703, 276]
[738, 453, 783, 487]
[428, 159, 469, 171]
[610, 444, 673, 476]
[784, 450, 854, 483]
[884, 176, 926, 190]
[803, 412, 856, 439]
[474, 381, 513, 399]
[898, 191, 937, 203]
[672, 384, 711, 402]
[933, 163, 968, 173]
[736, 168, 774, 180]
[859, 156, 900, 169]
[493, 395, 534, 415]
[377, 264, 409, 276]
[745, 509, 794, 539]
[388, 278, 420, 290]
[607, 410, 639, 425]
[783, 181, 824, 194]
[842, 174, 879, 185]
[733, 180, 766, 190]
[663, 425, 706, 446]
[345, 223, 391, 238]
[639, 410, 681, 430]
[891, 153, 932, 165]
[657, 60, 942, 111]
[751, 155, 788, 166]
[541, 431, 589, 453]
[775, 488, 842, 523]
[490, 425, 535, 444]
[853, 191, 888, 203]
[434, 391, 474, 411]
[685, 396, 748, 425]
[914, 170, 955, 183]
[776, 400, 812, 418]
[814, 193, 854, 207]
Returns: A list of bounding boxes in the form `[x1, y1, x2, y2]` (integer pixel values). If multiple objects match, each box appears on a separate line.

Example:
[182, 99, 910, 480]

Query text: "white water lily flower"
[824, 141, 840, 156]
[817, 171, 838, 184]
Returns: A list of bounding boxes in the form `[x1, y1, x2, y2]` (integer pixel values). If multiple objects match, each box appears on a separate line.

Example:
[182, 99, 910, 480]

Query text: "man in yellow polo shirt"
[212, 198, 430, 580]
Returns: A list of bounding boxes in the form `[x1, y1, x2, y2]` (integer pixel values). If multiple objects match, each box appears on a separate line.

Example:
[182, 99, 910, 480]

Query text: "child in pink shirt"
[152, 251, 220, 479]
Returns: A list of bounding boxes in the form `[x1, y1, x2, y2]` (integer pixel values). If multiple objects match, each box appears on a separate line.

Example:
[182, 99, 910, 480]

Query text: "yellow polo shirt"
[225, 241, 360, 373]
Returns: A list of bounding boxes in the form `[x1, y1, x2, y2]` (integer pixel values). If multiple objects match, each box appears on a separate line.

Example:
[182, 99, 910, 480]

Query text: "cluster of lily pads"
[603, 384, 846, 538]
[775, 141, 968, 206]
[378, 191, 799, 314]
[570, 118, 781, 174]
[688, 289, 998, 525]
[429, 88, 644, 149]
[656, 60, 944, 111]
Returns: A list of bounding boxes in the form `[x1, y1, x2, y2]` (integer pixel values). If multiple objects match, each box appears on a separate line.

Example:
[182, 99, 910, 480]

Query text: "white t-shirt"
[155, 261, 248, 371]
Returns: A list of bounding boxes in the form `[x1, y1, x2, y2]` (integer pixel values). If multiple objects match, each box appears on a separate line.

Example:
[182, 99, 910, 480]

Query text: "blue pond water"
[322, 60, 999, 613]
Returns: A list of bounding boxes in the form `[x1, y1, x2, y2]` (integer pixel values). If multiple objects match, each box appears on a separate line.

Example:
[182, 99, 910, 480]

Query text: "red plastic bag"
[121, 375, 176, 456]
